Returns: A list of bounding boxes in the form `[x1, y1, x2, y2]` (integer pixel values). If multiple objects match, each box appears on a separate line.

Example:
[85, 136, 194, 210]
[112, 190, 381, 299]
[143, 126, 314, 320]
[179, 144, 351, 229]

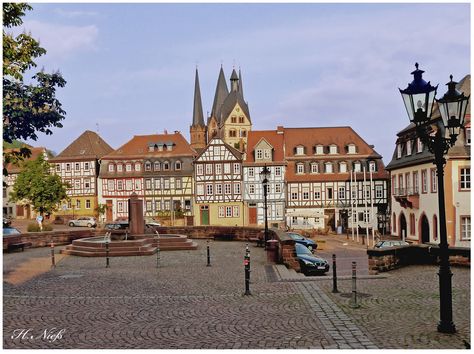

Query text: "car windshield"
[3, 228, 20, 235]
[288, 233, 304, 240]
[295, 243, 312, 255]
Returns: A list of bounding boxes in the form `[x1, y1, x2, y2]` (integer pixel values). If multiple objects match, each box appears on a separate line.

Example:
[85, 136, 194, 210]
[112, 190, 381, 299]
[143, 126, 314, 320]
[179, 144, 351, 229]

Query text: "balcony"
[394, 188, 419, 209]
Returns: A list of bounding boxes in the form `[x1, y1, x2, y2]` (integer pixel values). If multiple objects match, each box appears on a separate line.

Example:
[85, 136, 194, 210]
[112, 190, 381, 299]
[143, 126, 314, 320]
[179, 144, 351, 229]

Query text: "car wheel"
[69, 222, 75, 227]
[87, 223, 92, 228]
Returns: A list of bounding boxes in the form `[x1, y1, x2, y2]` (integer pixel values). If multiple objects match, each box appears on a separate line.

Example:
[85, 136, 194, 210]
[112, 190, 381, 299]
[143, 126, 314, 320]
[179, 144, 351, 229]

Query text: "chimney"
[277, 126, 284, 134]
[164, 129, 168, 134]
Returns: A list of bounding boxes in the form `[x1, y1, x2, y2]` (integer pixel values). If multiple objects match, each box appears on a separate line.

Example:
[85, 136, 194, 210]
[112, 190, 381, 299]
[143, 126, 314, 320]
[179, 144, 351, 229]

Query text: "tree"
[10, 154, 70, 216]
[3, 3, 66, 176]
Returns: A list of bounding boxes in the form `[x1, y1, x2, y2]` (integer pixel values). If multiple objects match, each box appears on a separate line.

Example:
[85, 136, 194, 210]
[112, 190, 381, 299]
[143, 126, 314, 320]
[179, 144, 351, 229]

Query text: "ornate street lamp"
[260, 165, 271, 250]
[399, 63, 470, 334]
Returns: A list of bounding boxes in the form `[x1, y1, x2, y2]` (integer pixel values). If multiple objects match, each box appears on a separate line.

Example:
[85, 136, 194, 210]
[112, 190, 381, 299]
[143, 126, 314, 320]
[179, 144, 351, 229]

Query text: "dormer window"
[166, 144, 173, 152]
[347, 144, 356, 154]
[311, 163, 319, 174]
[117, 164, 123, 172]
[163, 161, 169, 171]
[406, 140, 412, 156]
[369, 161, 377, 172]
[295, 146, 305, 155]
[315, 145, 324, 155]
[329, 145, 338, 154]
[353, 161, 361, 172]
[397, 144, 402, 158]
[325, 162, 333, 173]
[154, 162, 160, 171]
[296, 163, 304, 174]
[126, 163, 132, 172]
[135, 163, 141, 171]
[148, 145, 154, 152]
[339, 162, 347, 173]
[158, 145, 163, 152]
[175, 161, 182, 170]
[416, 138, 423, 153]
[145, 162, 151, 171]
[108, 163, 115, 172]
[263, 149, 271, 160]
[256, 149, 263, 160]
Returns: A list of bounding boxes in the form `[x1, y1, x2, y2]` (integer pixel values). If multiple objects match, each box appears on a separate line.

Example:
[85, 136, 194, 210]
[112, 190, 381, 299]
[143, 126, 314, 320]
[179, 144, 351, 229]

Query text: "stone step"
[274, 264, 305, 280]
[61, 246, 157, 257]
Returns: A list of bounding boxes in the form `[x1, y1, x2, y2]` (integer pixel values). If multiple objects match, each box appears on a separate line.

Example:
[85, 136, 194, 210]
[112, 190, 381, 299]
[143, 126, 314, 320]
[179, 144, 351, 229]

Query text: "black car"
[104, 221, 129, 230]
[295, 243, 329, 275]
[287, 232, 318, 252]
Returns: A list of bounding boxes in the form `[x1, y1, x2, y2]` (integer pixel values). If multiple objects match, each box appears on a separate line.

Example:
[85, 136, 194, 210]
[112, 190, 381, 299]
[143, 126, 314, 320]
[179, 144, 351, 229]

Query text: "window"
[205, 164, 213, 175]
[234, 183, 241, 194]
[240, 129, 247, 138]
[375, 185, 383, 198]
[292, 216, 298, 224]
[338, 187, 345, 200]
[229, 130, 237, 138]
[398, 174, 404, 195]
[315, 145, 324, 155]
[146, 201, 153, 212]
[117, 180, 123, 190]
[410, 213, 416, 236]
[216, 184, 222, 194]
[224, 184, 231, 194]
[126, 180, 132, 191]
[296, 164, 304, 174]
[117, 164, 123, 172]
[238, 116, 244, 123]
[215, 164, 222, 174]
[224, 163, 231, 174]
[135, 163, 141, 171]
[56, 164, 61, 172]
[66, 163, 71, 172]
[369, 161, 376, 172]
[353, 162, 361, 172]
[348, 144, 356, 154]
[275, 167, 281, 177]
[405, 173, 410, 193]
[74, 179, 80, 190]
[291, 188, 298, 200]
[248, 168, 254, 177]
[76, 199, 81, 209]
[431, 169, 437, 193]
[393, 213, 397, 233]
[461, 216, 471, 240]
[256, 149, 263, 160]
[154, 162, 161, 171]
[84, 179, 90, 189]
[314, 190, 321, 200]
[126, 163, 132, 172]
[176, 178, 182, 189]
[164, 200, 170, 210]
[339, 162, 347, 173]
[311, 163, 319, 174]
[231, 116, 237, 123]
[413, 171, 419, 194]
[166, 144, 173, 152]
[327, 187, 333, 199]
[329, 145, 338, 154]
[233, 163, 241, 175]
[218, 206, 225, 218]
[421, 170, 428, 193]
[249, 184, 255, 194]
[263, 149, 271, 160]
[226, 206, 232, 217]
[197, 183, 204, 195]
[213, 146, 220, 156]
[417, 138, 423, 153]
[107, 180, 115, 191]
[164, 179, 170, 189]
[145, 162, 151, 171]
[75, 163, 80, 171]
[397, 144, 402, 158]
[275, 183, 281, 193]
[175, 161, 181, 170]
[135, 180, 142, 191]
[406, 140, 412, 156]
[155, 179, 161, 190]
[145, 179, 152, 190]
[460, 168, 470, 190]
[296, 146, 305, 155]
[466, 128, 471, 145]
[302, 188, 309, 200]
[155, 201, 161, 212]
[163, 162, 169, 170]
[67, 200, 72, 209]
[196, 164, 203, 175]
[148, 145, 154, 152]
[84, 162, 89, 171]
[325, 163, 333, 174]
[85, 200, 91, 209]
[233, 206, 240, 217]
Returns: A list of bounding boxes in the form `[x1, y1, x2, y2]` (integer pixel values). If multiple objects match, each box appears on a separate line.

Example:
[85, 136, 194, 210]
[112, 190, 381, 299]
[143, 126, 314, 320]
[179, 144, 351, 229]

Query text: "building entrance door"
[421, 215, 430, 243]
[325, 209, 335, 231]
[200, 205, 209, 225]
[248, 204, 257, 225]
[106, 200, 113, 222]
[399, 213, 407, 240]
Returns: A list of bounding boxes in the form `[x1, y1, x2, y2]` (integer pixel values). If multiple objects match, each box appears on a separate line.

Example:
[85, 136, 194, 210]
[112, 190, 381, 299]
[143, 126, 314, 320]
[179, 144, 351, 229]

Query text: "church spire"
[211, 66, 229, 120]
[192, 68, 205, 127]
[238, 68, 244, 99]
[230, 68, 239, 92]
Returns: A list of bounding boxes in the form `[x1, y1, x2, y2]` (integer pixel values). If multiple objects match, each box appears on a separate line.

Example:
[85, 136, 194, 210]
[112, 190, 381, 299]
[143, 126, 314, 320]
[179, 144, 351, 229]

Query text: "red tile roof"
[244, 129, 285, 164]
[50, 130, 113, 162]
[4, 147, 48, 174]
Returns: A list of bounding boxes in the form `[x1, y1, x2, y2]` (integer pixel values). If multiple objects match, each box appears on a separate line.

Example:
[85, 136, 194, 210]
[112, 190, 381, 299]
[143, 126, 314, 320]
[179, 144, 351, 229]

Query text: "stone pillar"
[128, 193, 144, 235]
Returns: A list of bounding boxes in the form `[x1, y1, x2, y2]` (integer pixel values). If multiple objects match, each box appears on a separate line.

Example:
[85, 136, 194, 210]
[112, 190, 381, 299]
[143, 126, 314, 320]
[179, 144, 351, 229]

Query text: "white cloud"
[21, 20, 99, 60]
[53, 8, 99, 18]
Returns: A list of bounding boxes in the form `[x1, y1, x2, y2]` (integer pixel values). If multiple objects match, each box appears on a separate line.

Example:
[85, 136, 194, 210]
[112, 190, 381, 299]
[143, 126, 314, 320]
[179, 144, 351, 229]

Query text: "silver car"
[374, 240, 409, 248]
[68, 217, 97, 228]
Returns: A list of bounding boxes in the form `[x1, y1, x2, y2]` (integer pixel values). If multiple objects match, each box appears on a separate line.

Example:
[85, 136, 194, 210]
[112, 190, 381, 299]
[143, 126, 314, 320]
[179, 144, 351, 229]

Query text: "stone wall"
[154, 225, 263, 241]
[367, 244, 470, 275]
[13, 229, 100, 248]
[269, 228, 300, 272]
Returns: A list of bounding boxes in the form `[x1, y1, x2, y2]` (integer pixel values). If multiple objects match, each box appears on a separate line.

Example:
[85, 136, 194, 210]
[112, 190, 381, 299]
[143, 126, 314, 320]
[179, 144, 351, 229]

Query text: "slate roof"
[192, 68, 205, 127]
[210, 67, 229, 123]
[102, 132, 195, 160]
[50, 130, 113, 162]
[219, 91, 251, 125]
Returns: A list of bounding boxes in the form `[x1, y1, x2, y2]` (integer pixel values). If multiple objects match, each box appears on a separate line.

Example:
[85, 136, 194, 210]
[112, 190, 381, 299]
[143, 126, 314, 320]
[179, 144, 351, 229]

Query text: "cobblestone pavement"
[3, 238, 470, 349]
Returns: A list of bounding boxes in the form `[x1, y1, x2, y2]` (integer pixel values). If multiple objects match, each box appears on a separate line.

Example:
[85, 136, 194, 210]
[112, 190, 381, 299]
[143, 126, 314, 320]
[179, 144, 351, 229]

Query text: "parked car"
[374, 240, 410, 248]
[104, 221, 129, 230]
[3, 227, 21, 236]
[295, 243, 329, 275]
[145, 218, 161, 227]
[286, 232, 318, 251]
[68, 217, 97, 228]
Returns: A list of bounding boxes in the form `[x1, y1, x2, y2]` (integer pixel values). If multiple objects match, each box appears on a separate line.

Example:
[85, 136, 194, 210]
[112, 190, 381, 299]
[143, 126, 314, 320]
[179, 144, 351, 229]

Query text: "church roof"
[192, 68, 205, 127]
[210, 67, 229, 122]
[219, 90, 251, 125]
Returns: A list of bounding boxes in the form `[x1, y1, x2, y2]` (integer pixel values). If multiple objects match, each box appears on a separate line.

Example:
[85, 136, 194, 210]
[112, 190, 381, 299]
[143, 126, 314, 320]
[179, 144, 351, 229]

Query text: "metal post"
[207, 240, 211, 267]
[263, 179, 269, 251]
[105, 239, 110, 268]
[50, 242, 55, 268]
[244, 250, 251, 296]
[332, 254, 339, 293]
[155, 234, 160, 268]
[350, 261, 359, 308]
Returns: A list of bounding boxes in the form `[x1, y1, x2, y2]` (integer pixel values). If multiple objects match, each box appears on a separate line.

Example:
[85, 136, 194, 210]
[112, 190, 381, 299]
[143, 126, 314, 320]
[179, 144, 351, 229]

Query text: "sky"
[11, 2, 471, 164]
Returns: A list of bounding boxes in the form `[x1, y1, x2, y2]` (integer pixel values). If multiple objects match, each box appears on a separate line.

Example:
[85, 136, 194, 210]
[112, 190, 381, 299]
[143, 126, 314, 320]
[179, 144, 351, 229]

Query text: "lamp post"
[399, 63, 469, 334]
[260, 165, 271, 250]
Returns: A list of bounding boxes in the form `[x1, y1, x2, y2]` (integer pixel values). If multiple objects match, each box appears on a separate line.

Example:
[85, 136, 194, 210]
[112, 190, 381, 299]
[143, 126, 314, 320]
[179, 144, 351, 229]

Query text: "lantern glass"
[260, 166, 270, 183]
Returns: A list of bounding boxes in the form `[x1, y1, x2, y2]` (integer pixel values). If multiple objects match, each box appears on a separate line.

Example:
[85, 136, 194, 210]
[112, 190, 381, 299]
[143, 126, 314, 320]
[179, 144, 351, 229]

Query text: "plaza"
[3, 238, 470, 349]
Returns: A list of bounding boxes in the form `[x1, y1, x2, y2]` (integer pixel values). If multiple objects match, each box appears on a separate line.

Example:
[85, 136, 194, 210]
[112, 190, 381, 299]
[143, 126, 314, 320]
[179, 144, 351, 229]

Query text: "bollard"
[50, 242, 55, 268]
[332, 254, 339, 293]
[156, 235, 160, 268]
[207, 240, 211, 267]
[361, 234, 365, 245]
[350, 261, 359, 308]
[244, 251, 251, 296]
[105, 239, 110, 268]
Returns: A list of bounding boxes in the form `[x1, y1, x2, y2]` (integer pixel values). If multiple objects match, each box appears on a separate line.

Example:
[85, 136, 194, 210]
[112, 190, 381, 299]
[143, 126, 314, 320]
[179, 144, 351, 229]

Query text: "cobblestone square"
[3, 238, 470, 349]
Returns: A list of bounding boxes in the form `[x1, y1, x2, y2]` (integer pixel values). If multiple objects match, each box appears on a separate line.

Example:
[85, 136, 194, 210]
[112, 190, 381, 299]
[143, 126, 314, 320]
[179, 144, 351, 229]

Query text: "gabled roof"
[194, 137, 243, 161]
[4, 147, 48, 174]
[219, 91, 251, 125]
[245, 130, 285, 164]
[102, 132, 195, 160]
[50, 130, 113, 162]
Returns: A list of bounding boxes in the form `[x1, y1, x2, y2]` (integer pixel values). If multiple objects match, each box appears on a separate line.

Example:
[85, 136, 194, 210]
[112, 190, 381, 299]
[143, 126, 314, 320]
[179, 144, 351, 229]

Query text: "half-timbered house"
[193, 137, 244, 226]
[98, 132, 195, 222]
[283, 127, 389, 232]
[243, 128, 286, 227]
[50, 130, 113, 219]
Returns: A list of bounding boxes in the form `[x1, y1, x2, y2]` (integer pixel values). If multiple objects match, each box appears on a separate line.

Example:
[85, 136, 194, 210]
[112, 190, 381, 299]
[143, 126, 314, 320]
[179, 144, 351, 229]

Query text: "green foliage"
[3, 3, 66, 175]
[27, 222, 53, 232]
[95, 203, 108, 217]
[9, 155, 70, 215]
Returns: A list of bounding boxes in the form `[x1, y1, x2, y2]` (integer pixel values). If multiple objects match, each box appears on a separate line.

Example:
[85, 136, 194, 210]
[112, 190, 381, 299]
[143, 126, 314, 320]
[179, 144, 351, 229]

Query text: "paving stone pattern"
[3, 239, 470, 349]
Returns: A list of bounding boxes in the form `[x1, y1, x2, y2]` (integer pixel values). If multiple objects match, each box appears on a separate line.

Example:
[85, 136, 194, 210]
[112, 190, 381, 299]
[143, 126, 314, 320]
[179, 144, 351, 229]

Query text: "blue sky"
[13, 3, 470, 163]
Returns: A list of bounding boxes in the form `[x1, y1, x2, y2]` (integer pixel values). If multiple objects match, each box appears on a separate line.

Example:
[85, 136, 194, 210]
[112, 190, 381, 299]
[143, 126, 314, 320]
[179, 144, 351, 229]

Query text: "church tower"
[207, 66, 229, 142]
[190, 68, 207, 150]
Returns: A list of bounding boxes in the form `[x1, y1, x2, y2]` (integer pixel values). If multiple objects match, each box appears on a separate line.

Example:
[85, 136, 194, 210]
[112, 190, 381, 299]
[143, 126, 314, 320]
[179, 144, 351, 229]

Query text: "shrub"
[27, 222, 53, 232]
